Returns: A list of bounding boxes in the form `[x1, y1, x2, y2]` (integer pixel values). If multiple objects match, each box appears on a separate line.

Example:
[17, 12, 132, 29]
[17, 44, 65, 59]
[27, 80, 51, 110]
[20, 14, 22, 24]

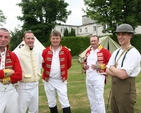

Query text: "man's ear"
[130, 34, 133, 39]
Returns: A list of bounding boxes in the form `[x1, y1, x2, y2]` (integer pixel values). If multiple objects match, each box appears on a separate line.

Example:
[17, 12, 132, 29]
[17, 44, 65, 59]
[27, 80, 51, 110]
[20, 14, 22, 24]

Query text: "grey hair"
[0, 28, 9, 33]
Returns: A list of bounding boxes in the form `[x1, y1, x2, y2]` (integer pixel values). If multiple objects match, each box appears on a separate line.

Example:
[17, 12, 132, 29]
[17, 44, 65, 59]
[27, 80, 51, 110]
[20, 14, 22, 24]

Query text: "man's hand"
[62, 77, 66, 82]
[84, 65, 89, 70]
[109, 65, 115, 72]
[91, 64, 96, 70]
[3, 69, 15, 77]
[44, 77, 49, 82]
[1, 77, 11, 85]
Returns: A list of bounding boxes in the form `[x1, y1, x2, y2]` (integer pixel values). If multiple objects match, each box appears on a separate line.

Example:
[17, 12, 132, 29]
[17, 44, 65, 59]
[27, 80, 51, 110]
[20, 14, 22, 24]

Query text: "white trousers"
[0, 85, 18, 113]
[17, 82, 38, 113]
[86, 73, 106, 113]
[43, 79, 70, 108]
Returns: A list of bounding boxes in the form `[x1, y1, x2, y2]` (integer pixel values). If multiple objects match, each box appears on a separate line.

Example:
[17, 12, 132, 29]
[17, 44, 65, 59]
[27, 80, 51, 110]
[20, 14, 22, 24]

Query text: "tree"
[83, 0, 141, 34]
[64, 28, 69, 36]
[10, 28, 24, 51]
[64, 28, 76, 36]
[70, 28, 75, 36]
[0, 10, 6, 26]
[17, 0, 71, 43]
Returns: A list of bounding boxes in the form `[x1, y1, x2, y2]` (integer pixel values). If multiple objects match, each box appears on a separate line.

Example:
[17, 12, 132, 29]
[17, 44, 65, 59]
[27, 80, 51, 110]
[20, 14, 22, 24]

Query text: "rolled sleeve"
[119, 48, 141, 77]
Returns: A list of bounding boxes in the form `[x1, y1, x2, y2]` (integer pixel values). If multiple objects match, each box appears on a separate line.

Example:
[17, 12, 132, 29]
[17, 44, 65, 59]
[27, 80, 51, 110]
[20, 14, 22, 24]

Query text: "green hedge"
[43, 36, 90, 56]
[43, 34, 141, 56]
[131, 34, 141, 53]
[61, 36, 90, 56]
[110, 34, 141, 53]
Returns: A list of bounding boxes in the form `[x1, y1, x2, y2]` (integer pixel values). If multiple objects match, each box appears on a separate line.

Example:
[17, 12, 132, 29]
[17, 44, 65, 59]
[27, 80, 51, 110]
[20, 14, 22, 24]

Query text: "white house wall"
[135, 26, 141, 34]
[54, 15, 140, 37]
[77, 23, 104, 36]
[55, 23, 140, 37]
[54, 24, 78, 36]
[55, 24, 111, 37]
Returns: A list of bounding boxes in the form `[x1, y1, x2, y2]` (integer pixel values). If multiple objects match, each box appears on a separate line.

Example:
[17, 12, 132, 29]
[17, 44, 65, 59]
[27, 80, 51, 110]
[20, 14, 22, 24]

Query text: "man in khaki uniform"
[106, 24, 141, 113]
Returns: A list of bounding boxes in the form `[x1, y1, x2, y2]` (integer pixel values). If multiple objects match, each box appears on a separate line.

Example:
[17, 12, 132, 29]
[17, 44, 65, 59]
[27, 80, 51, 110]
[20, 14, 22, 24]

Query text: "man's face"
[50, 35, 61, 47]
[0, 30, 10, 48]
[23, 33, 35, 48]
[116, 32, 132, 46]
[90, 36, 99, 49]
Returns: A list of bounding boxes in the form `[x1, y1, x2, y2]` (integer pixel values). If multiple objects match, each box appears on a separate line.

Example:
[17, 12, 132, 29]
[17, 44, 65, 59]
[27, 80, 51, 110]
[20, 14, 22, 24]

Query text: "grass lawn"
[39, 58, 141, 113]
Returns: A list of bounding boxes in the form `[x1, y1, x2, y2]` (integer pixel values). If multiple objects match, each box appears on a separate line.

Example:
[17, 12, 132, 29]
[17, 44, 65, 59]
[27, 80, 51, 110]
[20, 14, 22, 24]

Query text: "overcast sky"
[0, 0, 86, 31]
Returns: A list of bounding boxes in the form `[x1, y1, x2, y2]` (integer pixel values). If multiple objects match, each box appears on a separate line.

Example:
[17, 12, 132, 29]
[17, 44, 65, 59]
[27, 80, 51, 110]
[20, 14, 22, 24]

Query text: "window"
[61, 27, 63, 33]
[85, 27, 88, 33]
[103, 24, 108, 30]
[80, 28, 82, 33]
[93, 26, 96, 32]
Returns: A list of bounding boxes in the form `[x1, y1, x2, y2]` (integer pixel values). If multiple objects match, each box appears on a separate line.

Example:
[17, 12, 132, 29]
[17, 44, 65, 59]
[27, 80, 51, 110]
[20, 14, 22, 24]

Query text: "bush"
[41, 34, 141, 56]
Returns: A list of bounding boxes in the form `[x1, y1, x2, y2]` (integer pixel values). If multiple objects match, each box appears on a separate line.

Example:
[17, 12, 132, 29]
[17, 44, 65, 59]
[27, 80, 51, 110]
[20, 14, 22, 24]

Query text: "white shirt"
[107, 47, 141, 77]
[0, 49, 6, 70]
[86, 48, 99, 75]
[50, 47, 61, 79]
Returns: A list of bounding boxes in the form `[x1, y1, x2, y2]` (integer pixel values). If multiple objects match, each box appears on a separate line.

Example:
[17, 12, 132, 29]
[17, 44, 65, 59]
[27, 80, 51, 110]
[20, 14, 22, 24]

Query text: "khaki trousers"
[111, 77, 136, 113]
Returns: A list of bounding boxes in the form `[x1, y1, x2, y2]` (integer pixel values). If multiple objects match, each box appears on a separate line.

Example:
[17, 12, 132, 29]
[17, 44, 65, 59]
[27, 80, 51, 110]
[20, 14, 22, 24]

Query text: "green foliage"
[64, 28, 76, 36]
[83, 0, 141, 34]
[61, 36, 90, 56]
[131, 34, 141, 53]
[70, 28, 76, 36]
[10, 28, 24, 51]
[62, 34, 141, 56]
[64, 28, 69, 36]
[10, 33, 141, 56]
[42, 34, 141, 56]
[43, 36, 90, 56]
[17, 0, 71, 43]
[110, 34, 141, 54]
[0, 10, 6, 26]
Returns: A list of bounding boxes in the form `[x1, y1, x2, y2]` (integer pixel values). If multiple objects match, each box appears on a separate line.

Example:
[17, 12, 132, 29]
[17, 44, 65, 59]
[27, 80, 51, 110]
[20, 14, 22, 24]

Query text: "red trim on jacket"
[42, 46, 72, 81]
[83, 45, 111, 83]
[0, 48, 22, 83]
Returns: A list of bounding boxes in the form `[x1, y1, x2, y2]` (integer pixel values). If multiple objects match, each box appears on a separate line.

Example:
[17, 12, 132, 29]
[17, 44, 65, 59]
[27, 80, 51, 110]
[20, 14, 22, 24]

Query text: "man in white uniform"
[15, 31, 42, 113]
[0, 28, 22, 113]
[42, 30, 72, 113]
[83, 35, 111, 113]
